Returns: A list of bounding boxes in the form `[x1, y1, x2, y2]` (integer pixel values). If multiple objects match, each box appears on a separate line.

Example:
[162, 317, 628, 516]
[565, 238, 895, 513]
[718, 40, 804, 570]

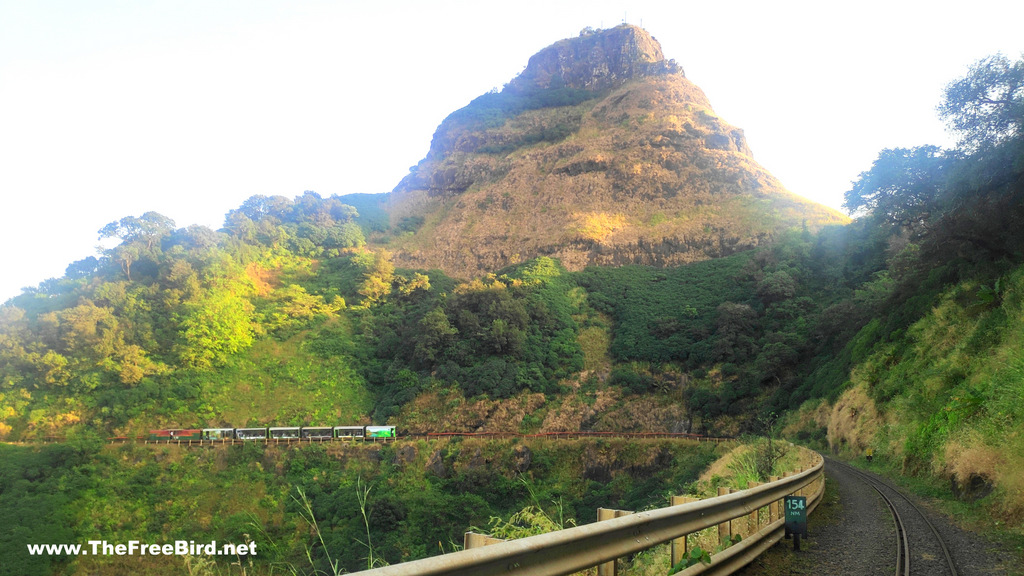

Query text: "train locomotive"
[146, 425, 396, 442]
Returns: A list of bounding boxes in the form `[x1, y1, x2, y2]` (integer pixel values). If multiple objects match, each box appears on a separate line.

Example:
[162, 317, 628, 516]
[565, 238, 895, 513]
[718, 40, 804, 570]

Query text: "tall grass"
[293, 487, 343, 576]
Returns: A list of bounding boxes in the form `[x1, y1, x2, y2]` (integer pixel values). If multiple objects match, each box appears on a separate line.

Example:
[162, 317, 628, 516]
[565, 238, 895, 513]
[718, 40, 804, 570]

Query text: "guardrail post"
[769, 476, 780, 522]
[717, 487, 732, 545]
[463, 532, 505, 549]
[747, 482, 761, 533]
[670, 496, 698, 567]
[597, 508, 633, 576]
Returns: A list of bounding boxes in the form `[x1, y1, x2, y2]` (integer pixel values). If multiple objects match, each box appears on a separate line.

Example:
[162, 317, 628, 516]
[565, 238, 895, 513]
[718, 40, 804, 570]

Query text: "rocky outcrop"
[512, 445, 532, 473]
[507, 25, 680, 94]
[426, 449, 447, 478]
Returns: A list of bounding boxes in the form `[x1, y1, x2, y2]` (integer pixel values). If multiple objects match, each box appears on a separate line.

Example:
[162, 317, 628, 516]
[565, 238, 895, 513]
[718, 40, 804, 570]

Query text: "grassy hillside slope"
[788, 265, 1024, 518]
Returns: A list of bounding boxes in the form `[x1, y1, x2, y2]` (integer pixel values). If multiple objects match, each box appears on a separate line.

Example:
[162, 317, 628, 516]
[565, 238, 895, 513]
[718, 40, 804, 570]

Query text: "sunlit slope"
[381, 25, 847, 278]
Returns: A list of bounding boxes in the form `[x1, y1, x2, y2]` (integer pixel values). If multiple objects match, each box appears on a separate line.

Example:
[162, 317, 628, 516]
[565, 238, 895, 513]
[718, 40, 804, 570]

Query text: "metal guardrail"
[350, 450, 825, 576]
[676, 461, 825, 576]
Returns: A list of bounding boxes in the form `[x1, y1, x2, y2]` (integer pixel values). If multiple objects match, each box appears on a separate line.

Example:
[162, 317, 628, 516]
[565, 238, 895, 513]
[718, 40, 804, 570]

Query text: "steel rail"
[886, 484, 911, 576]
[828, 459, 908, 575]
[831, 458, 957, 576]
[348, 454, 823, 576]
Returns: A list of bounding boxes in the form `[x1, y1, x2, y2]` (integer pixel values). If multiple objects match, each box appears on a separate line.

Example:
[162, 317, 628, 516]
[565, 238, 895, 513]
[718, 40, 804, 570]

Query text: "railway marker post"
[784, 495, 807, 551]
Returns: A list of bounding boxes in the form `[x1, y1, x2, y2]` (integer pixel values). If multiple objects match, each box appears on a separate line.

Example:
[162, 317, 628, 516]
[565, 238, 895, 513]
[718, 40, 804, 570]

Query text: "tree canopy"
[939, 52, 1024, 151]
[842, 145, 949, 228]
[845, 54, 1024, 266]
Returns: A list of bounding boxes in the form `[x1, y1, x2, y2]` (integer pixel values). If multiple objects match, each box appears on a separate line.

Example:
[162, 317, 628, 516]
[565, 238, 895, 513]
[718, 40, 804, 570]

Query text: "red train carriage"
[147, 429, 202, 441]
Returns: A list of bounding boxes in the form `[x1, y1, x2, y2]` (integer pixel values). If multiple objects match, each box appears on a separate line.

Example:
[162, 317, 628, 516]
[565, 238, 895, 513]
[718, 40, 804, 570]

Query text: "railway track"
[19, 430, 731, 445]
[828, 457, 958, 576]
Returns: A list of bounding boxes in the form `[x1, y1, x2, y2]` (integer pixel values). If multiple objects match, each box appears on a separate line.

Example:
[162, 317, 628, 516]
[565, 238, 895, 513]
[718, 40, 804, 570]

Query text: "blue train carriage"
[202, 428, 235, 441]
[366, 425, 396, 440]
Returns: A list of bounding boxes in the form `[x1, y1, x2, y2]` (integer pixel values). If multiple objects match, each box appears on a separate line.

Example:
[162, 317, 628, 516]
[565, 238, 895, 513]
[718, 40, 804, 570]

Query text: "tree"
[98, 212, 175, 250]
[105, 243, 141, 281]
[756, 270, 796, 304]
[753, 412, 788, 481]
[844, 54, 1024, 266]
[324, 222, 366, 250]
[232, 194, 293, 223]
[414, 308, 457, 365]
[396, 272, 431, 296]
[924, 54, 1024, 263]
[111, 344, 161, 385]
[64, 257, 99, 280]
[98, 212, 175, 281]
[56, 300, 118, 358]
[293, 191, 359, 227]
[168, 224, 221, 251]
[175, 290, 254, 368]
[713, 302, 758, 362]
[939, 53, 1024, 151]
[357, 251, 395, 305]
[843, 146, 948, 229]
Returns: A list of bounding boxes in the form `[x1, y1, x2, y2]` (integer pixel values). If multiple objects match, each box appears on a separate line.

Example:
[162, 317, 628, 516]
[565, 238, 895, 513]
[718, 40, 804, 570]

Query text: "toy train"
[146, 425, 396, 441]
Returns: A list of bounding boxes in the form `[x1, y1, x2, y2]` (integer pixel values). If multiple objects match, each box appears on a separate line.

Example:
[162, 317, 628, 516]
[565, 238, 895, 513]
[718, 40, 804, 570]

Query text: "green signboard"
[784, 495, 807, 536]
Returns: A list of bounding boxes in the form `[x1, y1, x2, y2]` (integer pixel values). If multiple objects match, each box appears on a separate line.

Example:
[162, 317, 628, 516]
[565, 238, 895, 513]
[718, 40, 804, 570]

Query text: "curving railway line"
[11, 430, 732, 445]
[111, 430, 731, 444]
[827, 457, 958, 576]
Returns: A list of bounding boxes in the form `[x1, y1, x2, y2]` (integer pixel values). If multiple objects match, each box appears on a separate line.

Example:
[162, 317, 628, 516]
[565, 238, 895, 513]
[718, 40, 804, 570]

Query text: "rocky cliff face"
[507, 25, 679, 93]
[382, 25, 846, 278]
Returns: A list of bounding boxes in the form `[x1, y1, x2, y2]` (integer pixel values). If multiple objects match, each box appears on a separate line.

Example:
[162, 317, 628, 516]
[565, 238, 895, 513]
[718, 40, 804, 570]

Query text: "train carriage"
[269, 427, 301, 440]
[146, 424, 397, 443]
[235, 427, 268, 440]
[148, 429, 202, 441]
[202, 428, 235, 440]
[334, 426, 365, 439]
[366, 426, 396, 439]
[300, 427, 334, 439]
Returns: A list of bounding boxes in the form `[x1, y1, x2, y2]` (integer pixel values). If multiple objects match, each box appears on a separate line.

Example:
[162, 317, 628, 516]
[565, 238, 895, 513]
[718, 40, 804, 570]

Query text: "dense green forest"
[1, 436, 729, 576]
[1, 53, 1023, 574]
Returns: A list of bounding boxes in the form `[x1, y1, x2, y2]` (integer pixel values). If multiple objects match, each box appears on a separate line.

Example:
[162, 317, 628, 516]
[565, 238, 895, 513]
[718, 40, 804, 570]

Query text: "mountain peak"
[382, 26, 847, 278]
[507, 25, 681, 94]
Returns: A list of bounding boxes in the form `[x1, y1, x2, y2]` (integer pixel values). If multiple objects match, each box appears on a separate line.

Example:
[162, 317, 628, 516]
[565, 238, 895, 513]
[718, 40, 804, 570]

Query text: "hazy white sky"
[2, 0, 1022, 302]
